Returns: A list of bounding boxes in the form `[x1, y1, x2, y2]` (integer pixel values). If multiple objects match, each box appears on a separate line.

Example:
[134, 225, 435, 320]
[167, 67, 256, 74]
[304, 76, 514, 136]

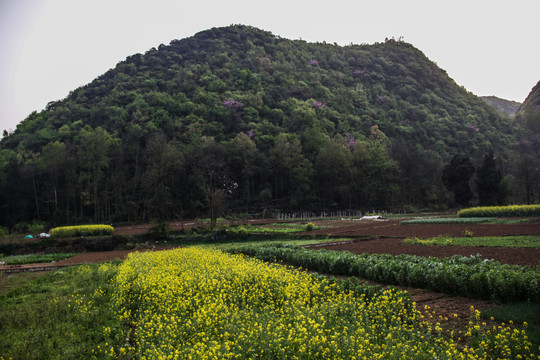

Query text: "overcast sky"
[1, 0, 539, 132]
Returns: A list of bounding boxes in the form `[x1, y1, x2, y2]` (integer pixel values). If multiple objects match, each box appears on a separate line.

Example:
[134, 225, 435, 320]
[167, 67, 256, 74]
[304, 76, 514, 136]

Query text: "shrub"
[29, 220, 45, 234]
[305, 222, 315, 231]
[458, 204, 540, 218]
[0, 226, 8, 238]
[49, 224, 114, 238]
[149, 219, 171, 240]
[14, 222, 30, 233]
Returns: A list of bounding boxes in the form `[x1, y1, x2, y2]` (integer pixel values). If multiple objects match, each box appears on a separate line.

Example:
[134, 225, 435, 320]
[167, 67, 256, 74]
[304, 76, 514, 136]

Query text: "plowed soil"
[305, 219, 540, 266]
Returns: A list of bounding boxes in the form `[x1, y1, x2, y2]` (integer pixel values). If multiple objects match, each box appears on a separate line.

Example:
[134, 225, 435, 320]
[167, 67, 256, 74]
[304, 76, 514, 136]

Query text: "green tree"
[476, 151, 503, 206]
[38, 141, 67, 213]
[192, 141, 230, 229]
[315, 137, 352, 208]
[77, 126, 113, 222]
[442, 154, 475, 207]
[230, 132, 257, 205]
[269, 133, 311, 208]
[142, 132, 184, 220]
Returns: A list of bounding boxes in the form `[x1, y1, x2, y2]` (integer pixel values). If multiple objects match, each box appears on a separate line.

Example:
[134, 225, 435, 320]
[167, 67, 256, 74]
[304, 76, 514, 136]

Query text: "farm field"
[1, 215, 539, 358]
[306, 219, 540, 266]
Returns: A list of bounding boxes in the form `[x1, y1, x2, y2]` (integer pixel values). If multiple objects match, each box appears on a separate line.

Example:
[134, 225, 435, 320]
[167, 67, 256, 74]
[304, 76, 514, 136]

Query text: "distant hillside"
[0, 25, 529, 227]
[480, 96, 521, 116]
[517, 80, 540, 115]
[513, 80, 540, 203]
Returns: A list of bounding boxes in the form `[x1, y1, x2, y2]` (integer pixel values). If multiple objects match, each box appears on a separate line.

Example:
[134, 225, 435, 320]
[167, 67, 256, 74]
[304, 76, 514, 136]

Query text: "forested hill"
[3, 25, 512, 155]
[0, 25, 531, 228]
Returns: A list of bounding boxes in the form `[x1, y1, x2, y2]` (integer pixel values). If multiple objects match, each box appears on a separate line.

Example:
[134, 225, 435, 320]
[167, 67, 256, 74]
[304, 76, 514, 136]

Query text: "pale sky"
[1, 0, 539, 132]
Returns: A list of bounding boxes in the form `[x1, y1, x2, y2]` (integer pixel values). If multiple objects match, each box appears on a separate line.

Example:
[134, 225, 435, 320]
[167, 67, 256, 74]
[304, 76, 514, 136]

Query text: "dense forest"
[0, 25, 538, 229]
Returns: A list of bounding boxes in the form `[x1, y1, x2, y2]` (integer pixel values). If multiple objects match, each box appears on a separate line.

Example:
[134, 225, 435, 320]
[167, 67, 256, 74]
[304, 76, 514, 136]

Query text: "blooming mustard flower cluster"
[49, 224, 114, 238]
[103, 248, 538, 359]
[458, 204, 540, 218]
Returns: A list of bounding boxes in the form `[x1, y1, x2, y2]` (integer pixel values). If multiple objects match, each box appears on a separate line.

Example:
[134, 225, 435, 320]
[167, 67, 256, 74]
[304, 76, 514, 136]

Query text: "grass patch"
[481, 302, 540, 350]
[401, 217, 533, 225]
[404, 235, 540, 248]
[232, 223, 309, 233]
[202, 237, 355, 250]
[0, 271, 48, 297]
[0, 253, 77, 265]
[0, 263, 122, 360]
[401, 217, 495, 225]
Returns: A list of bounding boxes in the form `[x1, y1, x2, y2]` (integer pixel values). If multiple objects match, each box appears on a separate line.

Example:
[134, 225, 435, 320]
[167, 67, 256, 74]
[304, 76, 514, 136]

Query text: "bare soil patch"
[308, 237, 540, 266]
[308, 219, 540, 238]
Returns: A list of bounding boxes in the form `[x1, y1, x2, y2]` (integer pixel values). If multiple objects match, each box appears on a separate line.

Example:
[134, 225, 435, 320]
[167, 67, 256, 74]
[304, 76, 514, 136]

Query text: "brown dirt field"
[308, 219, 540, 238]
[305, 219, 540, 266]
[307, 237, 540, 266]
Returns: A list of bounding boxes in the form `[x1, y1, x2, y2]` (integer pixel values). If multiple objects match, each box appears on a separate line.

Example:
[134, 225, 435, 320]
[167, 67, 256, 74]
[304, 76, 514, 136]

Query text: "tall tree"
[77, 126, 113, 222]
[315, 137, 352, 208]
[230, 132, 257, 205]
[192, 141, 230, 229]
[269, 133, 311, 209]
[442, 154, 475, 207]
[38, 141, 67, 213]
[476, 151, 503, 206]
[142, 132, 184, 220]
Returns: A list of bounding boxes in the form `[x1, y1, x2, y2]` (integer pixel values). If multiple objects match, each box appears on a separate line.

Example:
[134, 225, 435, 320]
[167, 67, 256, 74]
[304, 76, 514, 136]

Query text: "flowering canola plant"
[106, 248, 538, 359]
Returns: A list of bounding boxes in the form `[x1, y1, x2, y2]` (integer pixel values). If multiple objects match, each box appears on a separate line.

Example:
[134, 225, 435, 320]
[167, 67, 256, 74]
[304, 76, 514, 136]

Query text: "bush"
[0, 226, 8, 238]
[49, 224, 114, 238]
[29, 220, 45, 234]
[14, 222, 30, 233]
[305, 222, 315, 231]
[149, 220, 171, 240]
[458, 204, 540, 218]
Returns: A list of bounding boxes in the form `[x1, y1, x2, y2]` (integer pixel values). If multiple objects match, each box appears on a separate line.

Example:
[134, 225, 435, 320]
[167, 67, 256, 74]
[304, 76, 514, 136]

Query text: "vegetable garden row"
[230, 244, 540, 303]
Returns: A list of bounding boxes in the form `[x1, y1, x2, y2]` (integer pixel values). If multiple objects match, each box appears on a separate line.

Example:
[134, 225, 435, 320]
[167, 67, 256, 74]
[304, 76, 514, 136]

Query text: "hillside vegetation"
[0, 25, 536, 228]
[480, 96, 521, 116]
[513, 80, 540, 204]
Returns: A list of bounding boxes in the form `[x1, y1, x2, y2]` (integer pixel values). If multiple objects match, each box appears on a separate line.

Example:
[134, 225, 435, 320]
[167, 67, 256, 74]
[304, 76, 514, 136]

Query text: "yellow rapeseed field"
[49, 224, 114, 238]
[458, 204, 540, 217]
[102, 248, 538, 359]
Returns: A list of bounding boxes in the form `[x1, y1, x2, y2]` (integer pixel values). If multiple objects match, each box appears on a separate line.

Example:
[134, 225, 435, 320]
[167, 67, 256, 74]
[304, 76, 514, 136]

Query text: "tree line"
[0, 122, 525, 230]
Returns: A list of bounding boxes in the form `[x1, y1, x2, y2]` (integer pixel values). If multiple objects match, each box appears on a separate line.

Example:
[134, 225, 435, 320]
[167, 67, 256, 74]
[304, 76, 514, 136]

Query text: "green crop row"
[49, 224, 114, 238]
[0, 253, 77, 265]
[229, 244, 540, 303]
[458, 204, 540, 218]
[400, 217, 493, 225]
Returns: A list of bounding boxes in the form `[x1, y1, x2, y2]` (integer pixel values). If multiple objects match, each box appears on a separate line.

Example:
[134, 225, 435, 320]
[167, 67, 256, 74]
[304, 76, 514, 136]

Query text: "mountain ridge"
[480, 96, 521, 117]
